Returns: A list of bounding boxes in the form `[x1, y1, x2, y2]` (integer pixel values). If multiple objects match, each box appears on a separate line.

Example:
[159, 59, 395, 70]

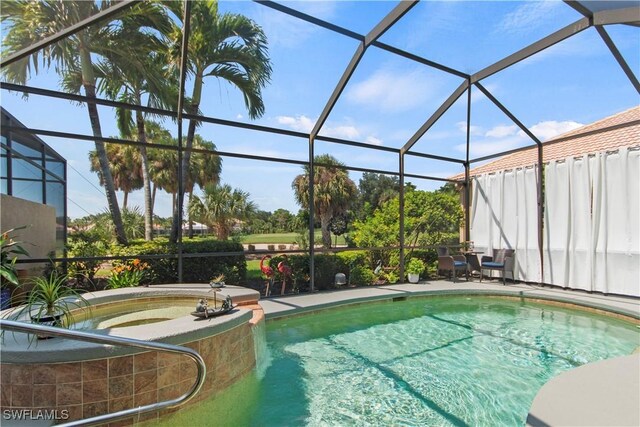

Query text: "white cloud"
[276, 114, 384, 145]
[365, 136, 383, 146]
[522, 120, 583, 141]
[276, 115, 314, 133]
[454, 119, 584, 157]
[486, 124, 518, 138]
[456, 121, 483, 136]
[346, 68, 442, 112]
[236, 114, 243, 120]
[470, 83, 498, 104]
[497, 1, 560, 35]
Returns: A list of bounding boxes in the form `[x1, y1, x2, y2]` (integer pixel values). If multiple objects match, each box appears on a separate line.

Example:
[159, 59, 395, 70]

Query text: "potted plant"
[1, 226, 30, 310]
[406, 258, 425, 284]
[20, 273, 90, 339]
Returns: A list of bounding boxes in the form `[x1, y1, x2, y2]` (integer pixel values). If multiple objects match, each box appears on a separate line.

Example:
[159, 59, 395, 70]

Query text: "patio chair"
[480, 249, 515, 285]
[437, 247, 469, 282]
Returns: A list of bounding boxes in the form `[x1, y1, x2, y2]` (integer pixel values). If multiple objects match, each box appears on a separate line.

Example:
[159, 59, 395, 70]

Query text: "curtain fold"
[471, 167, 540, 282]
[545, 147, 639, 297]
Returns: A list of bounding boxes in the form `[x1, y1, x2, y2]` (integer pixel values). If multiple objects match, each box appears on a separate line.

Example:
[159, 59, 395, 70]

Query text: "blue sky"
[2, 1, 639, 218]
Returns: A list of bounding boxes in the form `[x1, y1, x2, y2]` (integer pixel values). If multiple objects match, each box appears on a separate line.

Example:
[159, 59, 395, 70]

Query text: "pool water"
[72, 300, 196, 329]
[159, 297, 639, 427]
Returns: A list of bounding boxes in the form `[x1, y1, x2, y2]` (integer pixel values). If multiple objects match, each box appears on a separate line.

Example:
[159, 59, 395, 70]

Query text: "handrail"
[0, 319, 207, 426]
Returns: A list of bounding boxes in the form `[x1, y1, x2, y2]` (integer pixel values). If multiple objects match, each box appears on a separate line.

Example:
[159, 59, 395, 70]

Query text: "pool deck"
[258, 280, 640, 320]
[259, 279, 640, 427]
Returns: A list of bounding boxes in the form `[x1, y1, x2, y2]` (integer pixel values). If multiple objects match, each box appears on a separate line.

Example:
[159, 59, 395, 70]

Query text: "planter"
[407, 273, 420, 284]
[0, 288, 11, 310]
[31, 312, 63, 340]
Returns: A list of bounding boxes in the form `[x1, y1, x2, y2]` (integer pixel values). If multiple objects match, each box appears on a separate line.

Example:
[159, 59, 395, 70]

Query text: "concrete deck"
[258, 279, 640, 427]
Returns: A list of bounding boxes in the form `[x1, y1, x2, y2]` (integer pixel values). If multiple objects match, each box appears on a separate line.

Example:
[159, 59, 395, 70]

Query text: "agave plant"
[23, 273, 90, 330]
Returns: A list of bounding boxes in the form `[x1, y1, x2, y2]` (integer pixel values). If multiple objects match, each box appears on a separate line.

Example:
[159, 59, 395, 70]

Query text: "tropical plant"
[95, 10, 175, 241]
[292, 154, 358, 248]
[186, 136, 222, 238]
[405, 258, 425, 275]
[107, 259, 149, 289]
[0, 0, 166, 244]
[188, 184, 257, 240]
[1, 226, 29, 288]
[20, 273, 90, 331]
[166, 0, 272, 243]
[89, 144, 143, 210]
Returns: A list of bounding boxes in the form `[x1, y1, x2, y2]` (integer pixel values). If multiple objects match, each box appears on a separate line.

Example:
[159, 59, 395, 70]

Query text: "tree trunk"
[151, 183, 157, 213]
[136, 109, 153, 241]
[79, 45, 127, 245]
[123, 192, 128, 210]
[170, 75, 203, 243]
[320, 213, 332, 248]
[187, 190, 194, 239]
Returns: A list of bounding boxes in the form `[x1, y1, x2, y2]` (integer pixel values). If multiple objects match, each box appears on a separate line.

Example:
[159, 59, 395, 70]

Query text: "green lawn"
[240, 231, 346, 246]
[246, 259, 262, 281]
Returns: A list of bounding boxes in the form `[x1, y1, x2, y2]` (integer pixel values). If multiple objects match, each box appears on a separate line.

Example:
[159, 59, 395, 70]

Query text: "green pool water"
[160, 296, 639, 427]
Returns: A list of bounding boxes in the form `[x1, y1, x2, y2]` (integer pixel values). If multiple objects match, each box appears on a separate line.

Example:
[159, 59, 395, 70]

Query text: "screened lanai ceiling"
[1, 0, 638, 203]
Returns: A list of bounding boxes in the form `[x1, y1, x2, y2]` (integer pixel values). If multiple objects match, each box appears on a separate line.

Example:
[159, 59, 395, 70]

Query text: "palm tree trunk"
[80, 45, 127, 245]
[170, 75, 203, 243]
[151, 183, 157, 213]
[123, 191, 128, 210]
[320, 213, 332, 248]
[136, 110, 153, 241]
[187, 190, 194, 239]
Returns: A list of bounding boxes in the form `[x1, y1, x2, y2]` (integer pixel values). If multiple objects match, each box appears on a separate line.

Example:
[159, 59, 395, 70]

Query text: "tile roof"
[450, 106, 640, 180]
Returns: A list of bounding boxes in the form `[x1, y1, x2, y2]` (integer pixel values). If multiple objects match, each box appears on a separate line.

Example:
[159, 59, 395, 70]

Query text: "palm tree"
[89, 144, 143, 210]
[0, 0, 156, 244]
[187, 135, 222, 238]
[189, 184, 256, 240]
[149, 138, 179, 215]
[166, 0, 272, 243]
[292, 154, 358, 248]
[95, 8, 175, 241]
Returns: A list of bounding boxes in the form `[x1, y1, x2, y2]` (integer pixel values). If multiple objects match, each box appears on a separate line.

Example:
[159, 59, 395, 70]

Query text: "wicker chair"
[480, 249, 515, 285]
[437, 247, 469, 282]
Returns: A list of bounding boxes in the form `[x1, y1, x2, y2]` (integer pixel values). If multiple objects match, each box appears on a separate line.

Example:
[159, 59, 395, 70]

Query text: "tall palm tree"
[189, 183, 256, 240]
[149, 138, 179, 215]
[95, 8, 176, 241]
[166, 0, 272, 243]
[0, 0, 156, 244]
[187, 135, 222, 238]
[292, 154, 358, 248]
[89, 144, 143, 210]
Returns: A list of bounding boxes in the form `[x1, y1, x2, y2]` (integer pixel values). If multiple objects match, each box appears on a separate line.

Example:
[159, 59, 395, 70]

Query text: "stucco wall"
[1, 194, 56, 274]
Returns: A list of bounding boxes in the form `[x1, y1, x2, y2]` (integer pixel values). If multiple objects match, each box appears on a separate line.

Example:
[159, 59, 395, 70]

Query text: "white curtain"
[470, 167, 540, 282]
[545, 147, 639, 297]
[543, 156, 592, 290]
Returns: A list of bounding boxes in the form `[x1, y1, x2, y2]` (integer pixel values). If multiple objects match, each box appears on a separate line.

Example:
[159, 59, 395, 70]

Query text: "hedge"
[111, 238, 246, 285]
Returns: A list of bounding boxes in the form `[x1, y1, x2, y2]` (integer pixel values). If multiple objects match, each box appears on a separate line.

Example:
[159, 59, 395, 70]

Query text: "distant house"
[1, 108, 67, 270]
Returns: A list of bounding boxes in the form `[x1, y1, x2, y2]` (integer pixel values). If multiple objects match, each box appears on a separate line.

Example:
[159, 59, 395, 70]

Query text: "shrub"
[111, 238, 246, 285]
[349, 265, 375, 286]
[107, 259, 149, 289]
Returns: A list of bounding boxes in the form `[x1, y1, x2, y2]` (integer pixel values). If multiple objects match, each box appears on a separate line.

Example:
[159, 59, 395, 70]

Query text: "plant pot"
[407, 273, 420, 283]
[31, 313, 63, 340]
[0, 288, 11, 310]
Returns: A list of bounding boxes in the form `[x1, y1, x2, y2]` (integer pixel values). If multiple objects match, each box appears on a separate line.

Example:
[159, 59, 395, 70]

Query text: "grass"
[240, 230, 346, 246]
[246, 259, 262, 281]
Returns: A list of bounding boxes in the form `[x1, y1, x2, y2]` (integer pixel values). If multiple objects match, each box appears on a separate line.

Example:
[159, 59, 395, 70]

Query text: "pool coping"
[258, 280, 640, 427]
[0, 284, 261, 363]
[258, 280, 640, 321]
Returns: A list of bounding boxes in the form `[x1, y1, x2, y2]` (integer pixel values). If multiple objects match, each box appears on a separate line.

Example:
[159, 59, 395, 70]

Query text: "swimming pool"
[159, 296, 639, 426]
